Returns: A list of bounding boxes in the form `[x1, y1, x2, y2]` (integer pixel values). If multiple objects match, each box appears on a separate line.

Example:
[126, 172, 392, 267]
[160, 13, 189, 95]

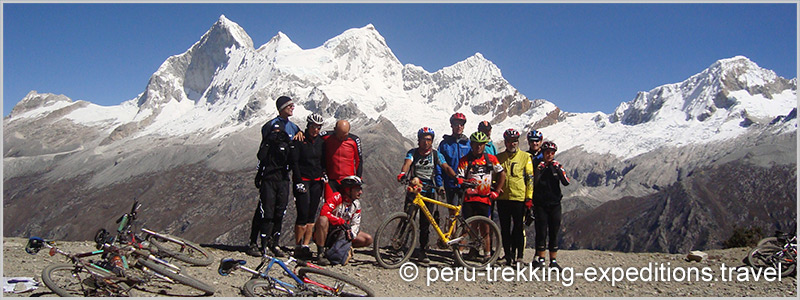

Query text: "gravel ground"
[2, 237, 797, 297]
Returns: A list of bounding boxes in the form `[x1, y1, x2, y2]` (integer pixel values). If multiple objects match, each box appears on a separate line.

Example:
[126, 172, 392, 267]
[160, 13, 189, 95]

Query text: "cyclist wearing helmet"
[396, 127, 458, 264]
[314, 176, 373, 266]
[495, 128, 534, 266]
[457, 131, 506, 259]
[477, 121, 498, 156]
[527, 130, 544, 164]
[457, 131, 506, 219]
[290, 113, 327, 259]
[437, 113, 471, 219]
[531, 141, 570, 270]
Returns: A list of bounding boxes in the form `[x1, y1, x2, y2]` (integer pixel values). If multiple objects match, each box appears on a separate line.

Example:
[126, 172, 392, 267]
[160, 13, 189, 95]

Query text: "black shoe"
[294, 245, 312, 259]
[531, 257, 545, 268]
[506, 257, 516, 266]
[416, 250, 431, 264]
[271, 246, 286, 258]
[246, 243, 262, 257]
[549, 260, 562, 270]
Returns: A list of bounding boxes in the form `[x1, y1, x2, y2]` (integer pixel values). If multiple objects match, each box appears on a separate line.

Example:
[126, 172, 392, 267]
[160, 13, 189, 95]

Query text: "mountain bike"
[26, 236, 216, 296]
[95, 200, 214, 266]
[373, 179, 501, 269]
[218, 254, 374, 297]
[747, 230, 797, 277]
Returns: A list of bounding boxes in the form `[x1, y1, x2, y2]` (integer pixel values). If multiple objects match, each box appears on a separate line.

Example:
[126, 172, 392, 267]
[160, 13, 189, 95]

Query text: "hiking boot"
[270, 246, 286, 258]
[549, 260, 562, 270]
[416, 249, 431, 264]
[246, 243, 262, 257]
[317, 247, 330, 266]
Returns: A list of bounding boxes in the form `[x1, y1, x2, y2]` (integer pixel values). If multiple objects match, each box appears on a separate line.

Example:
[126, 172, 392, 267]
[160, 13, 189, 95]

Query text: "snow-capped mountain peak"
[322, 23, 400, 65]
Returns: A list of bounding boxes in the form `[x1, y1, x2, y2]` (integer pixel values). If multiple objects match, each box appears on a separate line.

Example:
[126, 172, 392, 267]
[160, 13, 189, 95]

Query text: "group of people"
[250, 95, 570, 269]
[397, 112, 570, 269]
[249, 95, 371, 266]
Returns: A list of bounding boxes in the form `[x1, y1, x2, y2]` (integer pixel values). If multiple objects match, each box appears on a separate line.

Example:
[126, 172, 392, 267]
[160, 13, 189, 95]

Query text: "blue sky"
[3, 3, 797, 117]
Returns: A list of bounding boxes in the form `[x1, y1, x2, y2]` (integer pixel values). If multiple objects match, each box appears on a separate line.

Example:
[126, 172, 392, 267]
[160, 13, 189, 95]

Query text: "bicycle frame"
[221, 255, 331, 296]
[409, 192, 464, 245]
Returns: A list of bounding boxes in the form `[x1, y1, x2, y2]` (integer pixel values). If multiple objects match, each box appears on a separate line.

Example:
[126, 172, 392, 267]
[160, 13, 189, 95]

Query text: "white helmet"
[306, 113, 324, 126]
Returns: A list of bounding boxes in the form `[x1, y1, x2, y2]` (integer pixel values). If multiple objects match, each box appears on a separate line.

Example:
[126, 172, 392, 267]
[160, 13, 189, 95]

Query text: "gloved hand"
[397, 172, 406, 182]
[551, 160, 562, 169]
[524, 198, 533, 209]
[489, 191, 499, 200]
[437, 186, 446, 198]
[294, 183, 307, 194]
[537, 161, 547, 171]
[456, 177, 464, 185]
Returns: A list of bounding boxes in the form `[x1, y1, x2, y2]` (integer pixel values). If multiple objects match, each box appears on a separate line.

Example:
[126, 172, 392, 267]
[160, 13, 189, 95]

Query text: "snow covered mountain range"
[6, 15, 794, 163]
[4, 15, 796, 250]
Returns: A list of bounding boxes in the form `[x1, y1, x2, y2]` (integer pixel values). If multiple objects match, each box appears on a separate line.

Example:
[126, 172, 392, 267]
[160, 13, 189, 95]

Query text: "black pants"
[295, 180, 323, 225]
[533, 203, 561, 253]
[250, 180, 290, 248]
[404, 190, 436, 250]
[497, 200, 525, 259]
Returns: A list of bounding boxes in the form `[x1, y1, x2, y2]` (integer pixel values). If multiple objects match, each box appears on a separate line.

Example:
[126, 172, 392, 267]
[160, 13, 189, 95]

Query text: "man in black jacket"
[249, 121, 300, 257]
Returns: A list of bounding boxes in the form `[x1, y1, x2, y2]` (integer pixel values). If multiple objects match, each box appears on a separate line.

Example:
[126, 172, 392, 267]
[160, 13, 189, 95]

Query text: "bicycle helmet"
[450, 112, 467, 124]
[527, 130, 543, 142]
[503, 128, 520, 140]
[306, 113, 324, 126]
[541, 141, 557, 152]
[469, 131, 490, 143]
[417, 127, 435, 140]
[478, 120, 492, 131]
[339, 175, 363, 188]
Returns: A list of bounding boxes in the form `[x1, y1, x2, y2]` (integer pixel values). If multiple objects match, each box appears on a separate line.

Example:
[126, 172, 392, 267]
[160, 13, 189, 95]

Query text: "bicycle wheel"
[451, 215, 501, 269]
[297, 267, 375, 297]
[148, 232, 214, 266]
[138, 257, 215, 295]
[373, 212, 418, 269]
[756, 237, 780, 247]
[42, 263, 133, 297]
[242, 278, 297, 297]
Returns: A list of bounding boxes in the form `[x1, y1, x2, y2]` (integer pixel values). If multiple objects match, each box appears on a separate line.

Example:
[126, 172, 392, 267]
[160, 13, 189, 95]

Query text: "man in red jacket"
[322, 120, 363, 192]
[313, 176, 372, 265]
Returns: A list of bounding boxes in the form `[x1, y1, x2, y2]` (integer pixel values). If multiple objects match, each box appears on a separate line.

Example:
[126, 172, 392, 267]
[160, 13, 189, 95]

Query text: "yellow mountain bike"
[372, 180, 501, 269]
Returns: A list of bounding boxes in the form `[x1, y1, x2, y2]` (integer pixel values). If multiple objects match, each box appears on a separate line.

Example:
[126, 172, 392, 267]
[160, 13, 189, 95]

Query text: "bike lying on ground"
[218, 254, 374, 297]
[373, 179, 501, 269]
[26, 236, 215, 296]
[96, 200, 214, 266]
[746, 230, 797, 277]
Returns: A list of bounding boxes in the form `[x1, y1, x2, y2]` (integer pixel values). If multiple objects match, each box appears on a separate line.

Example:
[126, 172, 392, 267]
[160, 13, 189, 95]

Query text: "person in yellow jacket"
[495, 128, 534, 266]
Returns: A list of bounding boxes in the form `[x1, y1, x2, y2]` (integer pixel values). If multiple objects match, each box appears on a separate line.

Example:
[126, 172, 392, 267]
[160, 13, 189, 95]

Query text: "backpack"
[257, 132, 291, 166]
[324, 227, 352, 266]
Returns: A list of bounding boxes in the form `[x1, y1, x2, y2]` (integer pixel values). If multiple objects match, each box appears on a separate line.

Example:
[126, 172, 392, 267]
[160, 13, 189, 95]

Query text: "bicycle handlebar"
[218, 258, 246, 276]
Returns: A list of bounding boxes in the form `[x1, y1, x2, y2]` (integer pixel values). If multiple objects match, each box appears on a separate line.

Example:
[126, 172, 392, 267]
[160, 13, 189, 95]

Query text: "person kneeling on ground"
[313, 175, 373, 266]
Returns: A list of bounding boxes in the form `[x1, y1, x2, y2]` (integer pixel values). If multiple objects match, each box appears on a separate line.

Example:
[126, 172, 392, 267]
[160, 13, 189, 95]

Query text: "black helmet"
[478, 120, 492, 131]
[339, 176, 363, 188]
[541, 141, 557, 152]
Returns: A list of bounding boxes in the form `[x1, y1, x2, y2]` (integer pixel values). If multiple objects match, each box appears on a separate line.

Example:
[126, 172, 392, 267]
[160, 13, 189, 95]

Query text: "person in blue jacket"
[436, 113, 471, 221]
[477, 120, 497, 156]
